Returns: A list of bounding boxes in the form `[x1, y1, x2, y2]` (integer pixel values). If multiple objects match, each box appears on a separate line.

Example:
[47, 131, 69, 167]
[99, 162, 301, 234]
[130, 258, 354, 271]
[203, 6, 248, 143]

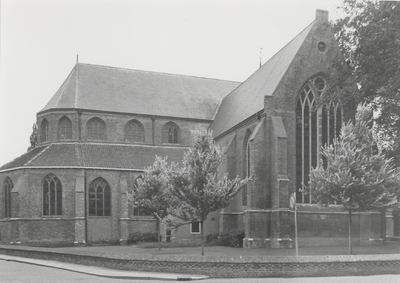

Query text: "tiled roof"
[41, 64, 240, 120]
[0, 143, 185, 171]
[210, 21, 316, 137]
[0, 146, 49, 170]
[80, 143, 185, 169]
[28, 143, 81, 167]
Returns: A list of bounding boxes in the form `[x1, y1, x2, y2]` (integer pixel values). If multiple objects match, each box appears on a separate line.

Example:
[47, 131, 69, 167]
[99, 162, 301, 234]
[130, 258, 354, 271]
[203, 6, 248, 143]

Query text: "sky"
[0, 0, 344, 166]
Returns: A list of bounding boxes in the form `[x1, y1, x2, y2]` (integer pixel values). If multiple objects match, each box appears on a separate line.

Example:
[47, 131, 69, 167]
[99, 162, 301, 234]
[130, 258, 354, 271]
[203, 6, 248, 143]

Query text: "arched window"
[58, 116, 72, 140]
[43, 174, 62, 216]
[87, 118, 106, 141]
[88, 178, 111, 216]
[242, 129, 252, 207]
[125, 120, 144, 142]
[162, 122, 180, 144]
[130, 176, 150, 216]
[295, 76, 342, 203]
[40, 119, 49, 143]
[4, 177, 13, 218]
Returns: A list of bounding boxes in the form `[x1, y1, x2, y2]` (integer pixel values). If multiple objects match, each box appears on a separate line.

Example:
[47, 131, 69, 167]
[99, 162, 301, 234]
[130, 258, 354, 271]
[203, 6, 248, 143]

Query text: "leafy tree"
[327, 0, 400, 165]
[28, 123, 38, 151]
[129, 156, 180, 250]
[309, 104, 400, 254]
[169, 127, 249, 255]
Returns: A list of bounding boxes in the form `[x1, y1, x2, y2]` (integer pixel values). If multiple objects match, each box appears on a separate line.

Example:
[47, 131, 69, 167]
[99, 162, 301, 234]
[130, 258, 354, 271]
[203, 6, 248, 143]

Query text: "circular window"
[314, 77, 326, 91]
[317, 41, 327, 52]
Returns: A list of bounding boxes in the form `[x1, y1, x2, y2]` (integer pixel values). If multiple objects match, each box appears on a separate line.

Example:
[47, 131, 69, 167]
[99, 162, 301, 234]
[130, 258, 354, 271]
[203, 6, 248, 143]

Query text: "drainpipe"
[151, 116, 155, 145]
[77, 109, 82, 142]
[84, 168, 88, 244]
[77, 108, 87, 244]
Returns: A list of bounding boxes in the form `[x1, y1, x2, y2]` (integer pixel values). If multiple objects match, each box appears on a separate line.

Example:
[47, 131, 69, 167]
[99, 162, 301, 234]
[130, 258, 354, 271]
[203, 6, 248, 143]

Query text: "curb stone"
[0, 255, 209, 281]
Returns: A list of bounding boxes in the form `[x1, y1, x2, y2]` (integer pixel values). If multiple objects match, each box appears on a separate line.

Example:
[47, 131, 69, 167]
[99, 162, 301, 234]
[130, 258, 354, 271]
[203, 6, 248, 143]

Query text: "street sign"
[290, 192, 299, 257]
[289, 193, 296, 211]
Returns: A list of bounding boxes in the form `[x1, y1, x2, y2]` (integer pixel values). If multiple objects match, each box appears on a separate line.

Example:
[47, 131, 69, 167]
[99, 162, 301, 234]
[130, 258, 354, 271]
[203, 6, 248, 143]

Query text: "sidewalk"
[0, 243, 399, 279]
[0, 253, 208, 281]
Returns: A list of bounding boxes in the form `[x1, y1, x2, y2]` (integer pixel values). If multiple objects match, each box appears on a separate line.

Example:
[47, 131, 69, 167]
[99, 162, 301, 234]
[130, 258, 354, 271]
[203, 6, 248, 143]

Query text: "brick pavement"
[0, 243, 399, 278]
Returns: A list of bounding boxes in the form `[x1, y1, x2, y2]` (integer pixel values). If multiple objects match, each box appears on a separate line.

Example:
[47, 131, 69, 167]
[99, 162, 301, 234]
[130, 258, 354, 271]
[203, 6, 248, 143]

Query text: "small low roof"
[41, 64, 240, 120]
[0, 143, 185, 171]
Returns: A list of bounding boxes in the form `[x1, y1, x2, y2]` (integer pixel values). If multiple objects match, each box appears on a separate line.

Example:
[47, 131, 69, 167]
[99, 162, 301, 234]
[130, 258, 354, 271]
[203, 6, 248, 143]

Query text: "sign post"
[290, 192, 298, 257]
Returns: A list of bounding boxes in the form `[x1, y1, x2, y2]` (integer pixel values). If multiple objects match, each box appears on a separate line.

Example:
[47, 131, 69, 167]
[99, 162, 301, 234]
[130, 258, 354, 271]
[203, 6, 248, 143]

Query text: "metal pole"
[294, 201, 299, 257]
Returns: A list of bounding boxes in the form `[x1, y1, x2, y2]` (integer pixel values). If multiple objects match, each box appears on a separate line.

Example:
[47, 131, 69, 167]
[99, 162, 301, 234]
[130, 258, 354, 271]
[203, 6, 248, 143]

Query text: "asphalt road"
[1, 260, 400, 283]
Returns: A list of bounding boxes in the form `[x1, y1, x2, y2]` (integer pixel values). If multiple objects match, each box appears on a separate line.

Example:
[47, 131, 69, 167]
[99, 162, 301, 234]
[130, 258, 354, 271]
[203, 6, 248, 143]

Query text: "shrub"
[206, 233, 219, 243]
[127, 231, 158, 245]
[206, 230, 245, 248]
[137, 241, 200, 248]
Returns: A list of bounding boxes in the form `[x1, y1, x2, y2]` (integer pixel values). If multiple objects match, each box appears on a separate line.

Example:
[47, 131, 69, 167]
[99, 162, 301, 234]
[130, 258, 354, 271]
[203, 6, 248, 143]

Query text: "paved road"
[1, 260, 400, 283]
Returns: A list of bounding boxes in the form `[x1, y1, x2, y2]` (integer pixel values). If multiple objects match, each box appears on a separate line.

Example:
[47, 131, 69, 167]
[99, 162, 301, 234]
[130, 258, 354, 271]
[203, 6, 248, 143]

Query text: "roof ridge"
[219, 20, 317, 104]
[77, 62, 241, 84]
[0, 146, 43, 169]
[24, 144, 51, 166]
[74, 63, 79, 108]
[55, 68, 74, 107]
[255, 20, 317, 99]
[41, 65, 77, 111]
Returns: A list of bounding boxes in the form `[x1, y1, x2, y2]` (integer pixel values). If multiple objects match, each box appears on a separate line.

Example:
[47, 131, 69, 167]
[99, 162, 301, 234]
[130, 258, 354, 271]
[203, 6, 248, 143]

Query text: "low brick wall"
[0, 245, 399, 278]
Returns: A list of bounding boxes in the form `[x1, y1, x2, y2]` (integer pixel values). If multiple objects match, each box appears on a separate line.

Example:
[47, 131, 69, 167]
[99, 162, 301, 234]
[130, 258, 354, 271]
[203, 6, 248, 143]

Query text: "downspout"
[77, 110, 82, 142]
[75, 57, 88, 244]
[84, 168, 88, 244]
[151, 116, 155, 145]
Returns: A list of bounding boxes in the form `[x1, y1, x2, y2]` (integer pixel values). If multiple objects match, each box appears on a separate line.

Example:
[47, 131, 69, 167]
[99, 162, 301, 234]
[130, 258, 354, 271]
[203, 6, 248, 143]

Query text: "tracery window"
[87, 118, 106, 141]
[43, 174, 62, 216]
[130, 176, 150, 217]
[40, 119, 49, 143]
[125, 120, 144, 143]
[162, 122, 180, 144]
[295, 76, 342, 203]
[58, 116, 72, 140]
[88, 178, 111, 216]
[242, 129, 252, 207]
[4, 177, 13, 218]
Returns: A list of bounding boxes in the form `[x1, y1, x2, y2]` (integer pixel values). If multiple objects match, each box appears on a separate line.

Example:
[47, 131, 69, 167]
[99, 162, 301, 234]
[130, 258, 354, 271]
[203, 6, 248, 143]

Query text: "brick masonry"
[37, 110, 211, 146]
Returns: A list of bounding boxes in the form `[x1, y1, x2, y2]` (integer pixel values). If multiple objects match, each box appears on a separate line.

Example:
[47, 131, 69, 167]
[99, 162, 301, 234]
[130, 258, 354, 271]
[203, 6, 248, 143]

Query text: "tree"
[327, 0, 400, 165]
[169, 127, 249, 256]
[28, 123, 38, 151]
[130, 156, 180, 250]
[309, 104, 400, 254]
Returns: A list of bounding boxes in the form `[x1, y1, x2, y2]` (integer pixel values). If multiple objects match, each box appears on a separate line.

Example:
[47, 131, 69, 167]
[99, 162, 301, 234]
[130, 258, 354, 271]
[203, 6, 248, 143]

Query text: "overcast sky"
[0, 0, 344, 166]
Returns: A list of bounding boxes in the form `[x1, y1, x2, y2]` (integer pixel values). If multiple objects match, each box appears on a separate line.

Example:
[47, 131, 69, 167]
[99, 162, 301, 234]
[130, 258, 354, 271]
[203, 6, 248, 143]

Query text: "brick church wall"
[0, 168, 81, 245]
[37, 110, 211, 147]
[216, 119, 261, 234]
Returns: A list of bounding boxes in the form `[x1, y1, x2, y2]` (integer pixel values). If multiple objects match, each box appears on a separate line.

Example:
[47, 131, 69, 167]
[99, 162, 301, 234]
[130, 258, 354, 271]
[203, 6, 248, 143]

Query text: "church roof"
[0, 143, 185, 171]
[41, 63, 240, 120]
[210, 20, 316, 137]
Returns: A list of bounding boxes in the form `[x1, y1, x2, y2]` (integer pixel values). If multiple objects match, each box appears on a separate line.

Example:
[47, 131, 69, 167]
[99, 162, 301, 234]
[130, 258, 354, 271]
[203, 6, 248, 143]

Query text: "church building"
[1, 10, 396, 247]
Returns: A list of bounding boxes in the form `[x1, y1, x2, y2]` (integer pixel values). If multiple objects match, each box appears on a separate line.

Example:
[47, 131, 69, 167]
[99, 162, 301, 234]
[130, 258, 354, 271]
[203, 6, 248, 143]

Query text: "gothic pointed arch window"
[87, 117, 106, 141]
[162, 122, 180, 144]
[295, 76, 342, 203]
[129, 176, 150, 217]
[4, 177, 13, 218]
[58, 116, 72, 140]
[125, 120, 144, 143]
[88, 178, 111, 216]
[40, 118, 49, 143]
[242, 129, 252, 207]
[43, 174, 62, 216]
